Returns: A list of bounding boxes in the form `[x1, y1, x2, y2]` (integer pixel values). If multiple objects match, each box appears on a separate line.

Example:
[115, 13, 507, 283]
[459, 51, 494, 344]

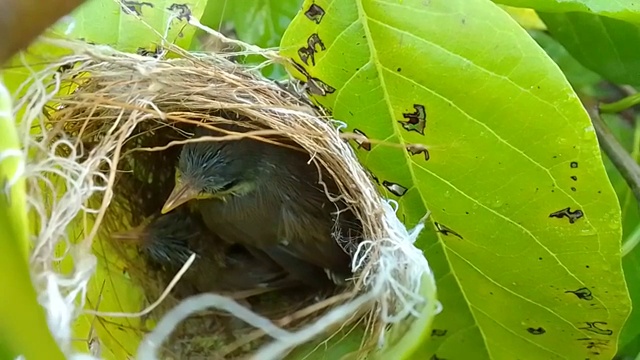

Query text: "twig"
[600, 92, 640, 114]
[622, 222, 640, 257]
[588, 106, 640, 207]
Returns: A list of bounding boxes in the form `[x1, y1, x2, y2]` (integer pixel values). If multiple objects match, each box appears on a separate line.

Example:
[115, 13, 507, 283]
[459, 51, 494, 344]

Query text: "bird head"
[161, 125, 265, 214]
[112, 211, 198, 266]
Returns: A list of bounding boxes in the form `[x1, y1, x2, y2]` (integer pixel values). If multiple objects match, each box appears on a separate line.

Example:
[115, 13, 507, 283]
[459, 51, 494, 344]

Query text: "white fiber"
[11, 53, 138, 359]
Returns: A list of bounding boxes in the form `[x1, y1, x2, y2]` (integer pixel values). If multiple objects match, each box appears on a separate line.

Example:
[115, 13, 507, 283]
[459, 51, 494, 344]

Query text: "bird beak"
[162, 180, 199, 214]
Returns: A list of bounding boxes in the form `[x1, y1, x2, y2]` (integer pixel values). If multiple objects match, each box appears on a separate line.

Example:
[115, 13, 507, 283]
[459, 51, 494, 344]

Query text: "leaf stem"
[622, 222, 640, 257]
[600, 92, 640, 114]
[588, 107, 640, 208]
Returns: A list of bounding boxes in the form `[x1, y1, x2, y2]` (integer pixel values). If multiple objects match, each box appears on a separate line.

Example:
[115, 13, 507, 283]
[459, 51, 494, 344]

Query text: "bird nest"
[14, 37, 435, 359]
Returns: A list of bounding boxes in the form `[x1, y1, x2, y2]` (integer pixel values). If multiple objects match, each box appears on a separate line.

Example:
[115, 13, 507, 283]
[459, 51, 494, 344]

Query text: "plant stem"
[600, 92, 640, 114]
[588, 106, 640, 209]
[589, 107, 640, 257]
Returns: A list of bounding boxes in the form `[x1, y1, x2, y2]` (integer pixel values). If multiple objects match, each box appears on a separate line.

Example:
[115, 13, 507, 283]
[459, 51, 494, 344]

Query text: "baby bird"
[112, 209, 295, 297]
[160, 121, 361, 288]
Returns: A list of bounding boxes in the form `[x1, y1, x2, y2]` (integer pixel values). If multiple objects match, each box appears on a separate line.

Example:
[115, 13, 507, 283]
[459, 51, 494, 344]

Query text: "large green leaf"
[281, 0, 630, 358]
[0, 80, 65, 360]
[493, 0, 640, 24]
[538, 12, 640, 86]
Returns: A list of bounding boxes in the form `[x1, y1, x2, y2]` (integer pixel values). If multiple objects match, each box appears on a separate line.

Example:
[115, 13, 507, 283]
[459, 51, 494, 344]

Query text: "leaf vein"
[448, 246, 593, 338]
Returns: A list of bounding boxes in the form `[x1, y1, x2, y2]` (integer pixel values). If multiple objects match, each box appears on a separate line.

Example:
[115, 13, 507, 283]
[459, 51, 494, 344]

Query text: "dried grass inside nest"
[36, 41, 409, 359]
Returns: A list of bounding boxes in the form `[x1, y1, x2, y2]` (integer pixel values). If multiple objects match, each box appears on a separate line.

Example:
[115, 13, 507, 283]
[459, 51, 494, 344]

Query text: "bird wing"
[276, 201, 352, 275]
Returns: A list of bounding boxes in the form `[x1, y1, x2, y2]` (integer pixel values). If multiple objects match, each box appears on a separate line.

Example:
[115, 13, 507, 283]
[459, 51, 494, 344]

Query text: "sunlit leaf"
[281, 0, 630, 358]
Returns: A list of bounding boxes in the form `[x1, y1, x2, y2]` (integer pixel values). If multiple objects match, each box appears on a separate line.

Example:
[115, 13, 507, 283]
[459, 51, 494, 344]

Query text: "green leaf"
[220, 0, 302, 48]
[52, 0, 208, 53]
[0, 80, 65, 360]
[499, 5, 547, 30]
[281, 0, 630, 358]
[493, 0, 640, 24]
[538, 11, 640, 86]
[199, 0, 304, 79]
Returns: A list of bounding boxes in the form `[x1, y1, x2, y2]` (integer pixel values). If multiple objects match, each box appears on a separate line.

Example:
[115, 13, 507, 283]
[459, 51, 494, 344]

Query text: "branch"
[0, 0, 86, 64]
[587, 106, 640, 206]
[600, 92, 640, 114]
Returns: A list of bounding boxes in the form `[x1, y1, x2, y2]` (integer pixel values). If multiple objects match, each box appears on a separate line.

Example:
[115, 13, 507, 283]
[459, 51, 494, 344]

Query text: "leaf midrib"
[354, 0, 493, 356]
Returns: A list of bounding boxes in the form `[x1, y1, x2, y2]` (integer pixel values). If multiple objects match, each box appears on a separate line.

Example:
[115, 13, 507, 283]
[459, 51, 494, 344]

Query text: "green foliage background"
[2, 0, 640, 359]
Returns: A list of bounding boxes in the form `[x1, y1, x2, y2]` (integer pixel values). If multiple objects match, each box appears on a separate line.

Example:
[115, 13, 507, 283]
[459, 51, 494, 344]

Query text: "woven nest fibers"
[16, 39, 434, 360]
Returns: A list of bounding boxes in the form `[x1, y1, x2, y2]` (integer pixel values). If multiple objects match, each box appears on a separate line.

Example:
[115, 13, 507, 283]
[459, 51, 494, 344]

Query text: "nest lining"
[12, 37, 435, 360]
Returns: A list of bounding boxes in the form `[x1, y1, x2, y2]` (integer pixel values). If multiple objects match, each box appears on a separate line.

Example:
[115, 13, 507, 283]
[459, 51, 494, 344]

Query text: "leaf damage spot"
[167, 3, 192, 21]
[382, 180, 408, 197]
[56, 62, 76, 74]
[366, 169, 380, 185]
[290, 60, 336, 96]
[579, 322, 613, 336]
[121, 0, 153, 16]
[565, 287, 593, 301]
[571, 161, 579, 168]
[304, 4, 325, 24]
[298, 33, 326, 66]
[398, 104, 427, 135]
[434, 222, 463, 239]
[549, 207, 584, 224]
[571, 175, 578, 181]
[527, 327, 546, 335]
[137, 46, 162, 58]
[577, 338, 610, 356]
[352, 129, 371, 151]
[431, 329, 447, 337]
[406, 143, 430, 161]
